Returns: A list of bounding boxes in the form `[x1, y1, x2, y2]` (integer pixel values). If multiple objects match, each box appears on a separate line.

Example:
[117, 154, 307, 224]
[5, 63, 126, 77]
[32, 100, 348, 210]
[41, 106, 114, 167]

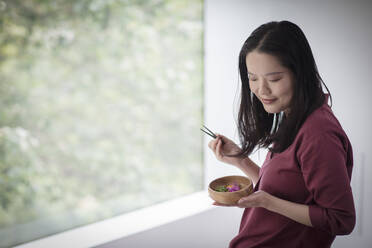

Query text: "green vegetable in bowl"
[216, 185, 229, 192]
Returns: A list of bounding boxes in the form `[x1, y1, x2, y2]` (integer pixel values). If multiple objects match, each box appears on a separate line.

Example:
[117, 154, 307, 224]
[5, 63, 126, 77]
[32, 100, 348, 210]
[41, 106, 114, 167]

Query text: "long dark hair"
[234, 21, 331, 157]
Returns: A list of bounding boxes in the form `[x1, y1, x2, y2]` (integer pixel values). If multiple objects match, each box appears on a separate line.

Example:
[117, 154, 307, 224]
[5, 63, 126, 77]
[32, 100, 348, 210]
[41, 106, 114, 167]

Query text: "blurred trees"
[0, 0, 203, 246]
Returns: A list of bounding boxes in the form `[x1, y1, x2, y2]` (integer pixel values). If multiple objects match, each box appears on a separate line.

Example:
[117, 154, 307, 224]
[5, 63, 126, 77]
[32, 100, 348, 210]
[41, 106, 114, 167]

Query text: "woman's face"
[246, 51, 294, 115]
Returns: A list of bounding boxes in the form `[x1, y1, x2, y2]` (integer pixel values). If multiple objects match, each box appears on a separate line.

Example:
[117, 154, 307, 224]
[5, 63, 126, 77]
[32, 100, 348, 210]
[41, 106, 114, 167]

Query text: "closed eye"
[269, 78, 281, 82]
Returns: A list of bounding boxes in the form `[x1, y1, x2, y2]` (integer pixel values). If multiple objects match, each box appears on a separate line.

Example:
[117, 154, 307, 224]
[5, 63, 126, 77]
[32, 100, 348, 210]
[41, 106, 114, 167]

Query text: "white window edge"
[14, 191, 214, 248]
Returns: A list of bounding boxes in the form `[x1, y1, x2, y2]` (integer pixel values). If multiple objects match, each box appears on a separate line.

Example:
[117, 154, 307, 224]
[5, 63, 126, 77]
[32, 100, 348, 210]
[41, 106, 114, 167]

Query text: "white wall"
[98, 1, 372, 247]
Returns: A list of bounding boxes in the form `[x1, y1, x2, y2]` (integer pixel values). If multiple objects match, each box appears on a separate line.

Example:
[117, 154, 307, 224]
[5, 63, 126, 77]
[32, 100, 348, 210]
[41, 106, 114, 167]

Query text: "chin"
[263, 106, 282, 114]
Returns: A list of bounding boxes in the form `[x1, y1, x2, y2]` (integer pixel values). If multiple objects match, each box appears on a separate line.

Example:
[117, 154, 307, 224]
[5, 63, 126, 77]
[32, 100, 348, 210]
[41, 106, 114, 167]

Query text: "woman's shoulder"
[297, 103, 346, 142]
[293, 103, 353, 171]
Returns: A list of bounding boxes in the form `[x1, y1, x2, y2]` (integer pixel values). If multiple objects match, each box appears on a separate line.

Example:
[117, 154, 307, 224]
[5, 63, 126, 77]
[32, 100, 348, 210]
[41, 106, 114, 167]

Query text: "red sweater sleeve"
[298, 131, 355, 235]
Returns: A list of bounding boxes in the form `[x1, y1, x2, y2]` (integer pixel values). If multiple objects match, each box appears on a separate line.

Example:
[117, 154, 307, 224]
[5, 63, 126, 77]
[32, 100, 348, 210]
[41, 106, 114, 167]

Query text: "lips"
[261, 98, 276, 104]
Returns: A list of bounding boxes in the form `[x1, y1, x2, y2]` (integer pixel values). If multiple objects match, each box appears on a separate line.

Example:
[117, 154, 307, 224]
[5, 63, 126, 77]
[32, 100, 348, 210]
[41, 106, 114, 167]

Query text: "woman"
[208, 21, 355, 248]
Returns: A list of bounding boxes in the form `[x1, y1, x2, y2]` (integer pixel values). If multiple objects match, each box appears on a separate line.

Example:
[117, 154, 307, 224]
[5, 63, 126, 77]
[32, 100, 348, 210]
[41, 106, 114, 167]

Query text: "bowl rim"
[208, 175, 253, 194]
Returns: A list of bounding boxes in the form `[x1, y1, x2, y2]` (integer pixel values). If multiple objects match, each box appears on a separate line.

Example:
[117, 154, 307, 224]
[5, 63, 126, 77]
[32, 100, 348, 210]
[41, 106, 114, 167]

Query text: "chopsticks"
[200, 125, 217, 139]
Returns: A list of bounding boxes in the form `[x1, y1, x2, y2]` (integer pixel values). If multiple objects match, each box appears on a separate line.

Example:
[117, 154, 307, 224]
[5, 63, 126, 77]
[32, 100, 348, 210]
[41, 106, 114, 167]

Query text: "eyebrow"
[247, 71, 285, 76]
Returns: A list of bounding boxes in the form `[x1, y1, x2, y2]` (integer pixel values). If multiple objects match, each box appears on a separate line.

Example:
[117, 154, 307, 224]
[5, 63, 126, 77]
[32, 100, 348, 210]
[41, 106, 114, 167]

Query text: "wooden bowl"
[208, 175, 253, 205]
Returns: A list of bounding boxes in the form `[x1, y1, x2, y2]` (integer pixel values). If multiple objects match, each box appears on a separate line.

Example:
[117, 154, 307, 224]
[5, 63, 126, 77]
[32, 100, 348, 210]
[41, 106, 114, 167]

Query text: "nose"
[257, 79, 271, 96]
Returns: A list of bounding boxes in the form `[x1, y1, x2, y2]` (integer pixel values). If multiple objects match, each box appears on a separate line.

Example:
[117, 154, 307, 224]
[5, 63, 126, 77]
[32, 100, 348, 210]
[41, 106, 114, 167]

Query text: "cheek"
[277, 81, 293, 99]
[249, 82, 257, 93]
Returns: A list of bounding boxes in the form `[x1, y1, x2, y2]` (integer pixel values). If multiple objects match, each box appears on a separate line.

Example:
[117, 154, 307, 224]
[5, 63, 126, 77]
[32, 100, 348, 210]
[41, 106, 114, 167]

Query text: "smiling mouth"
[261, 98, 276, 104]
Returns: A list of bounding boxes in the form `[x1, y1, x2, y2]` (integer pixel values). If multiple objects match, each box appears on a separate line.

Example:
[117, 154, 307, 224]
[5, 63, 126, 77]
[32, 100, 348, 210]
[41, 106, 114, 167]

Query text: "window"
[0, 0, 203, 247]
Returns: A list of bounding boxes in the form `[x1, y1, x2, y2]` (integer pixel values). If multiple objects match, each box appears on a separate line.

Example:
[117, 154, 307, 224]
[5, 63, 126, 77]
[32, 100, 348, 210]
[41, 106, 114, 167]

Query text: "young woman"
[208, 21, 355, 248]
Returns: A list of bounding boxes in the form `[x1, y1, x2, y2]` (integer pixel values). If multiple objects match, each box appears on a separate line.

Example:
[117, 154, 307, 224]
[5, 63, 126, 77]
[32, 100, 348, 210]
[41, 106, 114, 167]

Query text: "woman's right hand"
[208, 134, 244, 166]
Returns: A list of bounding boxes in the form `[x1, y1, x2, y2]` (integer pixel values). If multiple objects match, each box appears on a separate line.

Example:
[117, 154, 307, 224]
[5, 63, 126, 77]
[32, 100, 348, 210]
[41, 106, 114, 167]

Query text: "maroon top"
[229, 97, 355, 248]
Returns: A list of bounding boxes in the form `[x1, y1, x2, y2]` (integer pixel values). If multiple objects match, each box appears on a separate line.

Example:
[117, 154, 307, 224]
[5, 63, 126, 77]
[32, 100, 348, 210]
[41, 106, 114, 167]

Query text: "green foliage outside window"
[0, 0, 203, 246]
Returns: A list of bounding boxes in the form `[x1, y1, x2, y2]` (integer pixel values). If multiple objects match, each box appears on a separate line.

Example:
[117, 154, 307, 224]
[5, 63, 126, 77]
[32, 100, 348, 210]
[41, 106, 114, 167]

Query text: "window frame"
[14, 191, 212, 248]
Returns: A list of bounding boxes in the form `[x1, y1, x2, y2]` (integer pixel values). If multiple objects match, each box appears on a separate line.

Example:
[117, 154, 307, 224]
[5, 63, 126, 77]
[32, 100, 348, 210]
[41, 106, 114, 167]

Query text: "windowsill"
[15, 191, 214, 248]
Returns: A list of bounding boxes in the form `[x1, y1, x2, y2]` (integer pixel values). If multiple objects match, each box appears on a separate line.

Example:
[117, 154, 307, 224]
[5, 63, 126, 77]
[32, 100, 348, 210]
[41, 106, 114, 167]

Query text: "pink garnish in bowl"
[226, 183, 241, 192]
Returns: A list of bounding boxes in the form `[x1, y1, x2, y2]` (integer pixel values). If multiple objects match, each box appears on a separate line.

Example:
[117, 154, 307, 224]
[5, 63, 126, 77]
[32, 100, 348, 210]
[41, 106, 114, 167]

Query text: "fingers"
[208, 136, 220, 152]
[207, 133, 231, 161]
[207, 138, 213, 149]
[208, 138, 217, 151]
[236, 191, 266, 208]
[212, 201, 236, 207]
[216, 133, 228, 143]
[237, 197, 249, 205]
[216, 138, 223, 159]
[216, 133, 225, 143]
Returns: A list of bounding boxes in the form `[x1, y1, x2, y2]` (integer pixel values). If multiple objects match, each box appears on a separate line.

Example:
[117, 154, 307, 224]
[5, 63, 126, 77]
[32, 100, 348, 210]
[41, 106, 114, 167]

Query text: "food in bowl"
[208, 175, 253, 205]
[215, 183, 241, 192]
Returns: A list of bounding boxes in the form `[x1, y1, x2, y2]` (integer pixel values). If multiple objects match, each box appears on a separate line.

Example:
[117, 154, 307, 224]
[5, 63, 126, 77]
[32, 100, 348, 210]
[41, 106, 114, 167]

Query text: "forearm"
[235, 158, 312, 227]
[235, 157, 260, 185]
[267, 194, 312, 227]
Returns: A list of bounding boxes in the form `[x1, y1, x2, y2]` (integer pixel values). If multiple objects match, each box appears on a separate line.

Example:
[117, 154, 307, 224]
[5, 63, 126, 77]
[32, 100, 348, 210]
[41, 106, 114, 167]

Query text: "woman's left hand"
[213, 190, 313, 227]
[213, 190, 273, 209]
